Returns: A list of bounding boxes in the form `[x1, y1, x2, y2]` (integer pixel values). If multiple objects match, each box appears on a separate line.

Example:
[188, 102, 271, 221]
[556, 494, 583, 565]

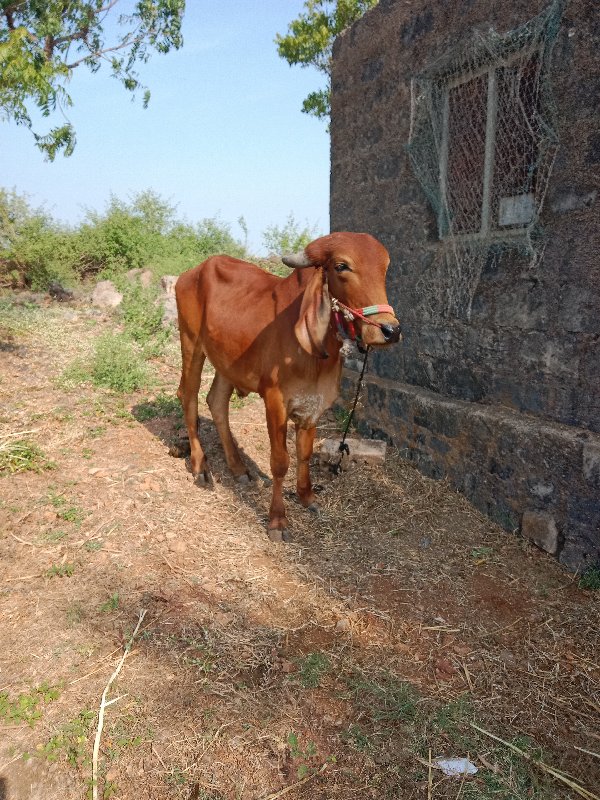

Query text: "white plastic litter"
[435, 757, 478, 777]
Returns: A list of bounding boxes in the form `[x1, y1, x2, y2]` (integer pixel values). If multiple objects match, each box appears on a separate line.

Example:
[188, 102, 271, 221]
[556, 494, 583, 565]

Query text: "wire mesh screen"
[446, 75, 488, 235]
[407, 0, 563, 321]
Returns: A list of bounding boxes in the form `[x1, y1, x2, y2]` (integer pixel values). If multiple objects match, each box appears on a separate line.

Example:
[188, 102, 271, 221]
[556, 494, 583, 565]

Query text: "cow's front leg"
[264, 390, 291, 542]
[295, 425, 319, 512]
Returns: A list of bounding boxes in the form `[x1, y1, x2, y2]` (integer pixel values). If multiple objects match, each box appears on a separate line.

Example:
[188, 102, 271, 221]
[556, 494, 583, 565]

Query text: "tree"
[262, 212, 319, 256]
[0, 1, 185, 160]
[276, 0, 377, 122]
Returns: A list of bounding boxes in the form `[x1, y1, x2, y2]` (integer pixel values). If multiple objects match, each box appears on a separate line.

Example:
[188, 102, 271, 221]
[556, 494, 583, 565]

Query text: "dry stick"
[91, 609, 147, 800]
[0, 429, 40, 440]
[68, 647, 123, 685]
[9, 532, 38, 547]
[461, 659, 474, 691]
[259, 764, 327, 800]
[470, 722, 600, 800]
[428, 747, 433, 800]
[575, 746, 600, 761]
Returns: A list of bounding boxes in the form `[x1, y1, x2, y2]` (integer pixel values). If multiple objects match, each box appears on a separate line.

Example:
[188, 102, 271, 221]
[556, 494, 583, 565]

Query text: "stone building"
[330, 0, 599, 569]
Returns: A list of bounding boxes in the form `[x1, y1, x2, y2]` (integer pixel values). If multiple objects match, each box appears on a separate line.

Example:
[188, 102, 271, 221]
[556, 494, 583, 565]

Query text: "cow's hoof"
[194, 472, 210, 487]
[267, 527, 292, 543]
[307, 502, 321, 515]
[235, 473, 251, 486]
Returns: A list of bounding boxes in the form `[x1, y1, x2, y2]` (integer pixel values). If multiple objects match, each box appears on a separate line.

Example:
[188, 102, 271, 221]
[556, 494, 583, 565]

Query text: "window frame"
[438, 44, 542, 243]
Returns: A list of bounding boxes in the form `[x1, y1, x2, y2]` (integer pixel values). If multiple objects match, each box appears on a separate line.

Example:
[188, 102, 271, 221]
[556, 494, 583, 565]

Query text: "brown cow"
[175, 232, 401, 542]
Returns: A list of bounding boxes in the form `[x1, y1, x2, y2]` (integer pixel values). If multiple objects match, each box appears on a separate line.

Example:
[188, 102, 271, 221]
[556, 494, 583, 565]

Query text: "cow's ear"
[294, 269, 331, 358]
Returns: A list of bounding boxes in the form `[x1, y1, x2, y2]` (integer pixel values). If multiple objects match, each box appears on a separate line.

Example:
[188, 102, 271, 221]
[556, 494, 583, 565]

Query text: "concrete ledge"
[317, 436, 387, 465]
[340, 370, 600, 571]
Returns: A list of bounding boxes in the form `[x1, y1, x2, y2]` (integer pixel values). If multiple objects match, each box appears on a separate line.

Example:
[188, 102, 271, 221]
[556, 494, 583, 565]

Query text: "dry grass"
[0, 292, 598, 800]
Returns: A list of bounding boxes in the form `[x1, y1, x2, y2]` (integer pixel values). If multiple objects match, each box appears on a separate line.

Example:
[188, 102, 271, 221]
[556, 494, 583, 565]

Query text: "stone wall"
[330, 0, 600, 569]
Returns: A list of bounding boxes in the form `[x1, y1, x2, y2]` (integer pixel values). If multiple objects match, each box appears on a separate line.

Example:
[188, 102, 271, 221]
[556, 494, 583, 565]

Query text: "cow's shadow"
[131, 399, 272, 487]
[131, 396, 337, 532]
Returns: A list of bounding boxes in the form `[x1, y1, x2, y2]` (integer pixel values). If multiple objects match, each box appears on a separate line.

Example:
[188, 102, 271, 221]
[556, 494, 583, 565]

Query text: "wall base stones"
[340, 369, 600, 571]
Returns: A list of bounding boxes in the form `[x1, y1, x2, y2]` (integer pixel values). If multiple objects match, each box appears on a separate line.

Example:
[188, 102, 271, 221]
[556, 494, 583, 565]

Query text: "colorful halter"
[331, 297, 395, 342]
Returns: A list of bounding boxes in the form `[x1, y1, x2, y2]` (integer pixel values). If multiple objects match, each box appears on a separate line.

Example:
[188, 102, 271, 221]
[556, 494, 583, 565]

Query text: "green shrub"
[1, 187, 247, 289]
[120, 282, 164, 344]
[91, 333, 149, 393]
[0, 188, 80, 288]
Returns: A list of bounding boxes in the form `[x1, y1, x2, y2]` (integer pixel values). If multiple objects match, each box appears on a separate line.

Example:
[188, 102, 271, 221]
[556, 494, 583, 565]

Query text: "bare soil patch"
[0, 295, 598, 800]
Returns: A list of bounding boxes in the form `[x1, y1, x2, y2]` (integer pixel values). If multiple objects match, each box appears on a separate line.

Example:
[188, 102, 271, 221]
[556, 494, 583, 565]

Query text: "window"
[438, 48, 546, 240]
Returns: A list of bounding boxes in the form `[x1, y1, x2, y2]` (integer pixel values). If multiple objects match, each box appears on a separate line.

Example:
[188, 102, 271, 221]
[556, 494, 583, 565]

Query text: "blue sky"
[2, 1, 330, 254]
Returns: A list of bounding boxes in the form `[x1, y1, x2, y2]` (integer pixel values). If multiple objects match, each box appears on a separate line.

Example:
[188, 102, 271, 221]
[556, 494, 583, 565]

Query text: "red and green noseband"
[331, 297, 398, 343]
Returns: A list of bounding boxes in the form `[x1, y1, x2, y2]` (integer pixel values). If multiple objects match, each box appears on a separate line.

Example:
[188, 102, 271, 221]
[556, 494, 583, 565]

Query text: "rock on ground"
[91, 280, 123, 308]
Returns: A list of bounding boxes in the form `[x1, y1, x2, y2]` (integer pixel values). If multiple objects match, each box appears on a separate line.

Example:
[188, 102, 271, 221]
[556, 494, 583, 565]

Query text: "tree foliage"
[276, 0, 377, 121]
[0, 0, 185, 159]
[262, 212, 319, 256]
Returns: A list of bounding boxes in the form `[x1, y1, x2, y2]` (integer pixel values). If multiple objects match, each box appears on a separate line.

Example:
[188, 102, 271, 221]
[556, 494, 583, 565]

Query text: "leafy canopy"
[0, 0, 185, 159]
[276, 0, 377, 121]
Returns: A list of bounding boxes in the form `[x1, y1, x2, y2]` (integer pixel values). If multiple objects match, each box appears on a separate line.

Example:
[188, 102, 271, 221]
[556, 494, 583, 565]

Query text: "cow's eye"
[335, 262, 350, 273]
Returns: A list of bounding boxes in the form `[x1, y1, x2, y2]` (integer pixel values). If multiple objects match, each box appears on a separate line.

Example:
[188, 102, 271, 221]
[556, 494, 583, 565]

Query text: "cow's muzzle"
[380, 323, 402, 343]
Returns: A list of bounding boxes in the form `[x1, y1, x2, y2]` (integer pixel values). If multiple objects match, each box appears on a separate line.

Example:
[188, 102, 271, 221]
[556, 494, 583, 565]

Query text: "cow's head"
[282, 232, 401, 356]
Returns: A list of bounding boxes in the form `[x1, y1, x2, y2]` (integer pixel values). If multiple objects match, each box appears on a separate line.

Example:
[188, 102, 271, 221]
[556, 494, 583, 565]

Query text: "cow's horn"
[281, 250, 313, 268]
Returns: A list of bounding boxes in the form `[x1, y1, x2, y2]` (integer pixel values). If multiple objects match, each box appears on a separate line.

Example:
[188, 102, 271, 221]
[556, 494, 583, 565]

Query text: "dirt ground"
[0, 294, 599, 800]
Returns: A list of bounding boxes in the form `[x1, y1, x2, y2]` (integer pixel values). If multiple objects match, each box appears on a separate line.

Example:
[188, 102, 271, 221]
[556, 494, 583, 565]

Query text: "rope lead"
[330, 346, 370, 475]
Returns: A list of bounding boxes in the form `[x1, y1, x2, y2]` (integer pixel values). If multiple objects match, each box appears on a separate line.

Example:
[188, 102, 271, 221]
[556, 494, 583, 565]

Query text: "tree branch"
[65, 33, 145, 69]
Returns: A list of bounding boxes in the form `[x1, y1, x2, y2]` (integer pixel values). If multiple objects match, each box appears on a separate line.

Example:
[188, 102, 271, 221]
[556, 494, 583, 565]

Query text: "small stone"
[451, 643, 472, 657]
[521, 511, 559, 554]
[213, 611, 235, 626]
[168, 539, 187, 554]
[335, 618, 351, 633]
[435, 657, 456, 677]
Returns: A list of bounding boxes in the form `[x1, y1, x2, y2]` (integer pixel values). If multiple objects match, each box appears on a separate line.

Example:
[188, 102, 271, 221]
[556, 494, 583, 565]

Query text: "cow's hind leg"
[295, 425, 319, 512]
[206, 373, 250, 482]
[177, 346, 209, 484]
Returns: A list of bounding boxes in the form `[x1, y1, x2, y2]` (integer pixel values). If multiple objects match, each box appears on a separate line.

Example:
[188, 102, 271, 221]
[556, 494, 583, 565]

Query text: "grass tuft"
[578, 565, 600, 591]
[0, 437, 55, 475]
[296, 652, 330, 688]
[0, 683, 61, 727]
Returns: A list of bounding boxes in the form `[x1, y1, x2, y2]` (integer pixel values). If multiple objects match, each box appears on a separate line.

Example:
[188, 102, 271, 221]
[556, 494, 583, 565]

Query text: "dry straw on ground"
[0, 295, 598, 799]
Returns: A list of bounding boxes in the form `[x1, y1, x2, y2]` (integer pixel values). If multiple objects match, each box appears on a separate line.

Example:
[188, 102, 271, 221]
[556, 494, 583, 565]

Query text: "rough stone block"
[317, 437, 387, 465]
[521, 511, 559, 555]
[91, 280, 123, 308]
[583, 441, 600, 488]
